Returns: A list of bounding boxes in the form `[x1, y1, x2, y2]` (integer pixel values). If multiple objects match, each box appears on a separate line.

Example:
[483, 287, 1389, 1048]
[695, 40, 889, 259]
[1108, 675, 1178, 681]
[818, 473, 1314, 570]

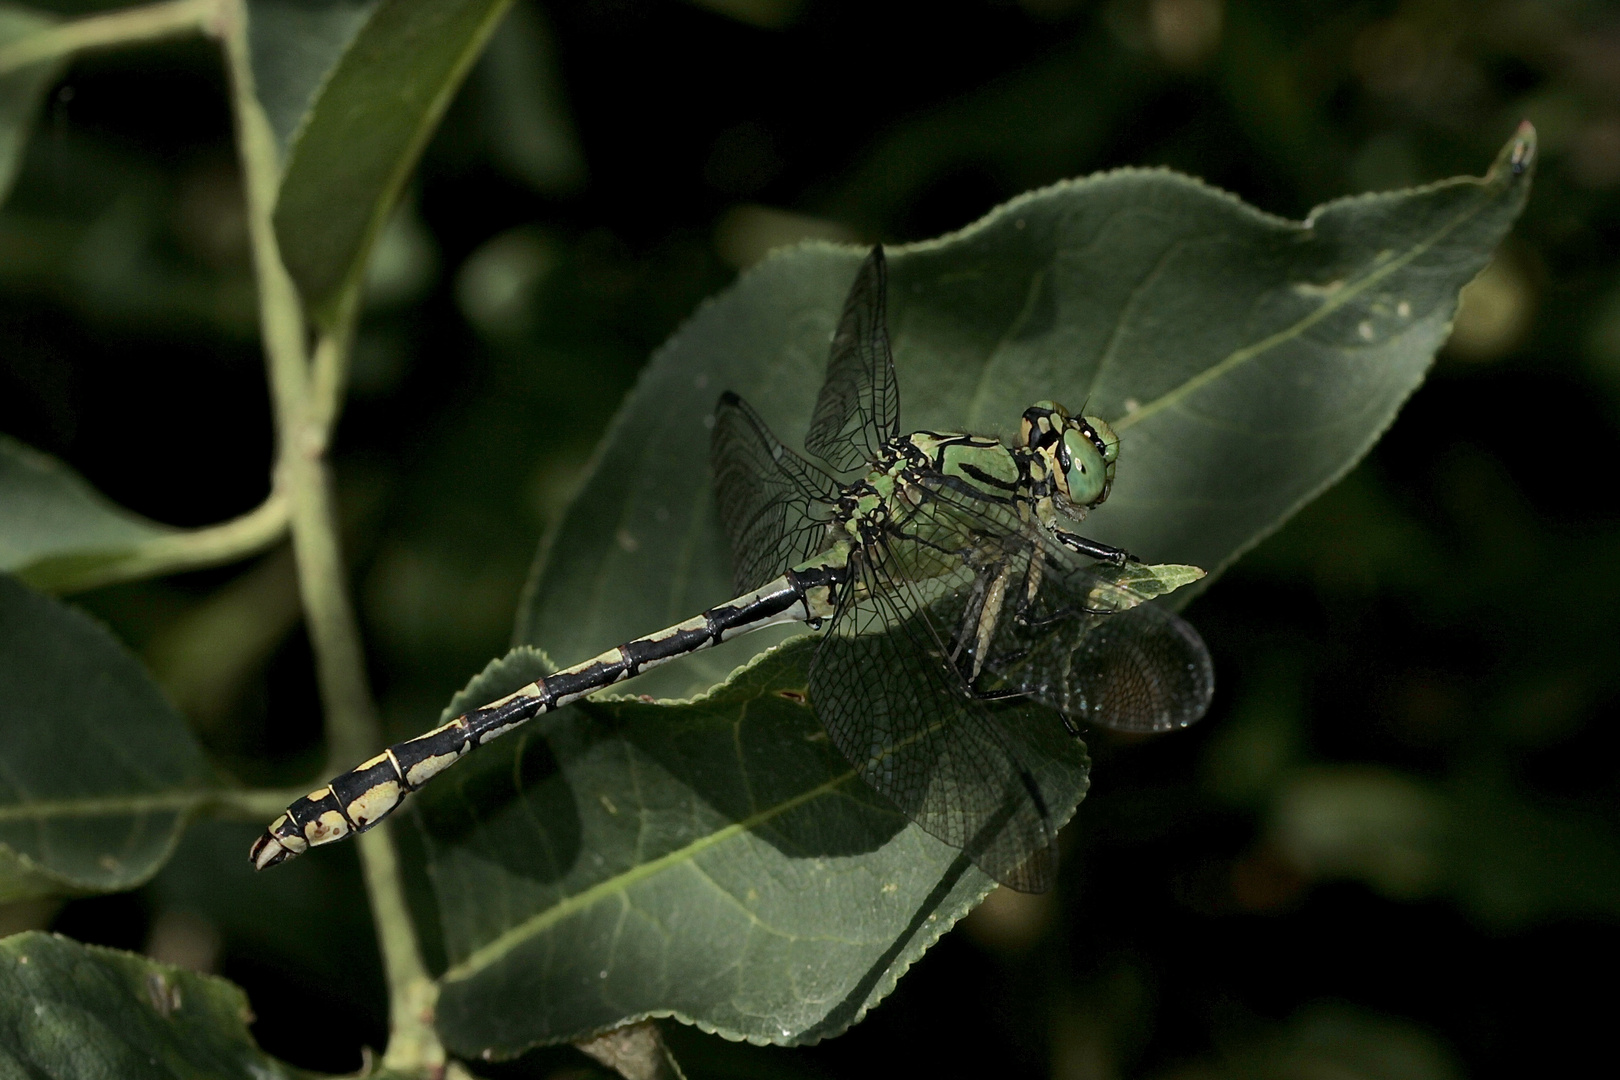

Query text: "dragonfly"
[251, 246, 1214, 891]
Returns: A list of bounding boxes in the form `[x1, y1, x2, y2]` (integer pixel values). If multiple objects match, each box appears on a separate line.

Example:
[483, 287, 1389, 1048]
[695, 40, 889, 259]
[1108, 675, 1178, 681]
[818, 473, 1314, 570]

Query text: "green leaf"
[422, 645, 1011, 1055]
[0, 434, 172, 583]
[437, 130, 1532, 1051]
[0, 575, 219, 900]
[0, 3, 65, 206]
[519, 127, 1535, 699]
[272, 0, 514, 328]
[0, 931, 316, 1079]
[245, 0, 377, 157]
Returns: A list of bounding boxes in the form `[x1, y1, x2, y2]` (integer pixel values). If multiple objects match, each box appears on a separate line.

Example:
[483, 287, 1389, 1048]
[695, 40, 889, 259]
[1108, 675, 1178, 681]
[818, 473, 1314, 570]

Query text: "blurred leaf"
[1163, 1002, 1464, 1080]
[0, 931, 317, 1079]
[1267, 764, 1620, 927]
[0, 2, 64, 206]
[273, 0, 514, 328]
[423, 645, 1007, 1055]
[0, 575, 219, 901]
[1270, 767, 1447, 899]
[520, 127, 1535, 703]
[0, 434, 172, 581]
[1446, 773, 1620, 927]
[475, 0, 584, 195]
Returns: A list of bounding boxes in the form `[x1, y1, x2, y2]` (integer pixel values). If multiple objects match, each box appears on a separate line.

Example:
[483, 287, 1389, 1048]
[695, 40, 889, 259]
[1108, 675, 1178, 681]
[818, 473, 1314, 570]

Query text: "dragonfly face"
[1019, 400, 1120, 510]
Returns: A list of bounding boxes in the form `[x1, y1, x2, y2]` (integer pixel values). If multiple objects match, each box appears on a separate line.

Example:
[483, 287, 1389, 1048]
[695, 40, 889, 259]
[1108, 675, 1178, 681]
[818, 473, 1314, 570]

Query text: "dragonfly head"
[1021, 401, 1120, 509]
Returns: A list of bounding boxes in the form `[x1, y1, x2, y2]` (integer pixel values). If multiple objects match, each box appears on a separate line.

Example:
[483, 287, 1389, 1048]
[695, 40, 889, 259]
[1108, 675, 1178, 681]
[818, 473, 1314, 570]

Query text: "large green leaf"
[422, 645, 1005, 1055]
[0, 2, 65, 206]
[432, 130, 1533, 1052]
[271, 0, 513, 328]
[0, 931, 315, 1079]
[518, 126, 1536, 702]
[0, 575, 219, 900]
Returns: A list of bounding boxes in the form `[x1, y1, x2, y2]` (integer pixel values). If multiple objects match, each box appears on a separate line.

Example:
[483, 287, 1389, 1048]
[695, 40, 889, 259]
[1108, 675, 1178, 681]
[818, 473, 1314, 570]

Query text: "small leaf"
[0, 575, 219, 900]
[272, 0, 514, 328]
[0, 931, 315, 1079]
[0, 434, 173, 583]
[0, 2, 65, 206]
[423, 646, 1011, 1054]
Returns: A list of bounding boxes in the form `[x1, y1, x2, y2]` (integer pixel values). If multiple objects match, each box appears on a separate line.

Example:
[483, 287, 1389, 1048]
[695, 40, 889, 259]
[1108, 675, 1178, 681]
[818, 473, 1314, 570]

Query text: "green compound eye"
[1062, 418, 1119, 507]
[1061, 429, 1106, 505]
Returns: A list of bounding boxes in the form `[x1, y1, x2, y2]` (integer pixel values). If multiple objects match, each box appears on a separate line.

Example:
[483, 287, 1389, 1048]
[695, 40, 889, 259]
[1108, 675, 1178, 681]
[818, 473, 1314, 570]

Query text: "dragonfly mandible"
[251, 246, 1214, 891]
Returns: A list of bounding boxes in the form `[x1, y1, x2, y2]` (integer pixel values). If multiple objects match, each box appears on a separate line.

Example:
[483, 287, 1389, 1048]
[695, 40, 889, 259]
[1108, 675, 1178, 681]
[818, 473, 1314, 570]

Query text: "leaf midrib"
[1114, 181, 1496, 433]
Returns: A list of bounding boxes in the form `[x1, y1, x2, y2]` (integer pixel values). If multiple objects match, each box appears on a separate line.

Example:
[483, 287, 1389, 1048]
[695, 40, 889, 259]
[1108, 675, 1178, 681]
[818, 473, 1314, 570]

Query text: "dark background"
[4, 0, 1619, 1077]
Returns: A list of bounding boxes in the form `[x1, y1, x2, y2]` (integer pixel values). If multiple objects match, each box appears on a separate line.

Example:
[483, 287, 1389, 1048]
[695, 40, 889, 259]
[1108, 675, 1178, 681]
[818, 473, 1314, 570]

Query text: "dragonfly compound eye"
[1062, 423, 1115, 506]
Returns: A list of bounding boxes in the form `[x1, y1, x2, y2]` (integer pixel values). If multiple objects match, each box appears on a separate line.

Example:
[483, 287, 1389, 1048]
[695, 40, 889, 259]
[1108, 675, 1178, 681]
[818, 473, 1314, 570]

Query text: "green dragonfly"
[251, 247, 1213, 891]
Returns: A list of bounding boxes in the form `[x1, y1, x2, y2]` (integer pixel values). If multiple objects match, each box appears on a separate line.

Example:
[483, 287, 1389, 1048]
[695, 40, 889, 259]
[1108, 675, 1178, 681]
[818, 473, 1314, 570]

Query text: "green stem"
[22, 492, 290, 594]
[310, 292, 362, 437]
[0, 0, 216, 75]
[215, 0, 443, 1072]
[210, 786, 315, 821]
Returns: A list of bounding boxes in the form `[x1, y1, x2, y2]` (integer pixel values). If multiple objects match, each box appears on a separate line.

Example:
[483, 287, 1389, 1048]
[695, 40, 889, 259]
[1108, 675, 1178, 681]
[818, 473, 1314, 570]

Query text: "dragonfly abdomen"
[250, 569, 835, 870]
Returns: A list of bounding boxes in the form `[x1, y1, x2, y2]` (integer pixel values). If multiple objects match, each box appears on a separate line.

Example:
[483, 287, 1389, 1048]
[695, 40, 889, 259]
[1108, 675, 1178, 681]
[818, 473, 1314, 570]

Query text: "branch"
[214, 0, 444, 1071]
[0, 0, 216, 76]
[21, 492, 289, 594]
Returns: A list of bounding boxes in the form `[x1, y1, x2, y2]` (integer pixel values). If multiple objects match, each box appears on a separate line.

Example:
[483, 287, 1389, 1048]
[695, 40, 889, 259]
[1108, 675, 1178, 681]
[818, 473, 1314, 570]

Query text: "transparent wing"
[974, 555, 1215, 734]
[711, 391, 842, 594]
[805, 246, 901, 473]
[808, 537, 1090, 893]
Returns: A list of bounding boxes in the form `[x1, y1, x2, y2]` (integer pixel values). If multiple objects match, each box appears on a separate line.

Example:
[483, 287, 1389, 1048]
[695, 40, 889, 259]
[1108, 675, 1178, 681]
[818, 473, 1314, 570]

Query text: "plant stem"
[23, 492, 289, 594]
[216, 0, 443, 1072]
[0, 0, 215, 75]
[310, 293, 362, 437]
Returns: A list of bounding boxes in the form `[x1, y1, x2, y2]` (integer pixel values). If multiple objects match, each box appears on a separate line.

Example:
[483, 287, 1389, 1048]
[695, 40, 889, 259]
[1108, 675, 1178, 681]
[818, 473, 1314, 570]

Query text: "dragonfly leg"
[1054, 529, 1138, 565]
